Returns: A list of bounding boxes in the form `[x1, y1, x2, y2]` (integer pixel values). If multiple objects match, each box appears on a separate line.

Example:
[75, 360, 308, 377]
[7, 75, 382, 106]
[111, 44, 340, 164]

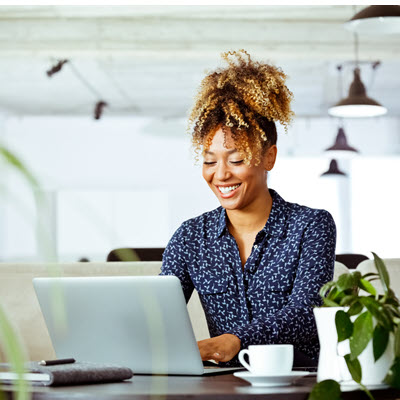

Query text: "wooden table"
[2, 374, 400, 399]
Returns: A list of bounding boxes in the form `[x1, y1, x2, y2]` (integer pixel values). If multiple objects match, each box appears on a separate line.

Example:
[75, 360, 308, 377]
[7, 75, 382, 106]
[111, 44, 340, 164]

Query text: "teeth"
[218, 184, 240, 194]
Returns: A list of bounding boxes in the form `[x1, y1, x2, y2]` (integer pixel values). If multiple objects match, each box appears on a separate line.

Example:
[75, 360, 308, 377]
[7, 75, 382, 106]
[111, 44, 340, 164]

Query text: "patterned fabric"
[161, 189, 336, 365]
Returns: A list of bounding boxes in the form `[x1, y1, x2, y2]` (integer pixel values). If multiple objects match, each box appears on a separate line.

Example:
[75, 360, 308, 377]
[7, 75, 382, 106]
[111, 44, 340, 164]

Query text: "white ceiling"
[0, 5, 399, 118]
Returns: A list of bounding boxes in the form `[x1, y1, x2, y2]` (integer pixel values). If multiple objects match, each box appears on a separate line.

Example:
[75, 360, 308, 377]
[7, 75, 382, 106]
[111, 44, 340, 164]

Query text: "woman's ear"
[263, 145, 278, 171]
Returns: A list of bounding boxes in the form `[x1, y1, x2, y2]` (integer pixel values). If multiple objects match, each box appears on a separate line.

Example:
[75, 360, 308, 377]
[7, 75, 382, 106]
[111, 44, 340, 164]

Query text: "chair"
[335, 253, 369, 269]
[356, 258, 400, 297]
[106, 248, 165, 262]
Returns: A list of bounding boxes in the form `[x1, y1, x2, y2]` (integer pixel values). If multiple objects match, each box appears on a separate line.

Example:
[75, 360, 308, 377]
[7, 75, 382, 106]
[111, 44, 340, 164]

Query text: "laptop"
[33, 275, 243, 375]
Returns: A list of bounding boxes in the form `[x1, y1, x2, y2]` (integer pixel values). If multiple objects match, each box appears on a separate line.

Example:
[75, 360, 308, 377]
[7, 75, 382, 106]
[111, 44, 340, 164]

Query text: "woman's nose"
[215, 161, 231, 181]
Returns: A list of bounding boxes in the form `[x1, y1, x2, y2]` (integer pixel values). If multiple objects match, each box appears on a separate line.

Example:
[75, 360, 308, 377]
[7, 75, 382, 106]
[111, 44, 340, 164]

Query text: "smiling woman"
[160, 50, 337, 368]
[202, 128, 276, 212]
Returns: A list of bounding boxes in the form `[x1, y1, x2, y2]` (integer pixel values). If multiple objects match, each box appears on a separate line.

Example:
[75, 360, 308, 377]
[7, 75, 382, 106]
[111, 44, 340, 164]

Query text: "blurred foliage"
[0, 144, 39, 399]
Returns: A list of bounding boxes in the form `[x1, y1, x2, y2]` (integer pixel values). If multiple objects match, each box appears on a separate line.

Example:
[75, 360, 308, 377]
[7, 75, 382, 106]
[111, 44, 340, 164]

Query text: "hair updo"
[188, 49, 294, 166]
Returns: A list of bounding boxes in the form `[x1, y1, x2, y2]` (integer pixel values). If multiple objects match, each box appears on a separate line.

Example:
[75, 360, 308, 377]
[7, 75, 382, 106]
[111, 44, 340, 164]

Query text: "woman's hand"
[197, 334, 241, 363]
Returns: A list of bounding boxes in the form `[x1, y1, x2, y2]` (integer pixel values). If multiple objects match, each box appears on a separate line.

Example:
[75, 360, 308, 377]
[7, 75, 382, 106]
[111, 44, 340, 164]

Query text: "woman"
[161, 50, 336, 366]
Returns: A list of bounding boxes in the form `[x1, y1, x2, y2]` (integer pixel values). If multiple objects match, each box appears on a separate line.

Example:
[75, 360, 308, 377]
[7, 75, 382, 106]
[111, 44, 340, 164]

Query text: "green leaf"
[350, 311, 373, 360]
[380, 307, 395, 332]
[335, 310, 353, 342]
[344, 354, 362, 383]
[384, 357, 400, 389]
[385, 296, 400, 307]
[385, 304, 400, 319]
[319, 281, 336, 298]
[359, 297, 392, 331]
[339, 295, 356, 306]
[0, 303, 29, 399]
[327, 287, 339, 300]
[359, 296, 379, 313]
[336, 272, 360, 292]
[359, 279, 377, 296]
[308, 379, 342, 400]
[323, 298, 341, 307]
[373, 325, 389, 362]
[362, 272, 379, 280]
[0, 146, 39, 189]
[347, 301, 363, 316]
[395, 326, 400, 358]
[387, 289, 398, 299]
[372, 252, 390, 295]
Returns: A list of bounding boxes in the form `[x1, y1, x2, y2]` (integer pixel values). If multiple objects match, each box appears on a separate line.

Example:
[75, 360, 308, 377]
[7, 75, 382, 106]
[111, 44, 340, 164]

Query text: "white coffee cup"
[238, 344, 293, 375]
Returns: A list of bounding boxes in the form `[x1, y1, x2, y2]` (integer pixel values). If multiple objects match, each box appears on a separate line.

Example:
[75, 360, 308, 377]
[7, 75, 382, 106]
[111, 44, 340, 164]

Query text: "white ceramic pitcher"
[313, 307, 394, 387]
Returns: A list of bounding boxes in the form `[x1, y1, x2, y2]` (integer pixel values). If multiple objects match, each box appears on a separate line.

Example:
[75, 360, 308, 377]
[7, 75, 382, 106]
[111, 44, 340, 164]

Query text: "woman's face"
[202, 127, 277, 211]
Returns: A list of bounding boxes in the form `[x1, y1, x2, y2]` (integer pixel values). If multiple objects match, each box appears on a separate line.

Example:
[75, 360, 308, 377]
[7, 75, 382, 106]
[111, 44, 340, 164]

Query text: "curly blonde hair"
[188, 49, 294, 165]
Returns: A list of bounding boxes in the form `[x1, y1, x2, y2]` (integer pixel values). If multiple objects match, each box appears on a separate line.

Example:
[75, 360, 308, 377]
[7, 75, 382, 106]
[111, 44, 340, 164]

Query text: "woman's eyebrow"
[204, 149, 238, 155]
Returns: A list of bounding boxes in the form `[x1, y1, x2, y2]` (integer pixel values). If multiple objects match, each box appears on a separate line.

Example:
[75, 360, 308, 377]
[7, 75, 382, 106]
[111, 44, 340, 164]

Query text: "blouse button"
[254, 245, 258, 249]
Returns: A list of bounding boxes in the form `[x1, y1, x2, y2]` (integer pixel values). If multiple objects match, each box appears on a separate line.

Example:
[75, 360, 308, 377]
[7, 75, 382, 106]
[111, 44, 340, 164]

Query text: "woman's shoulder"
[273, 190, 335, 229]
[173, 207, 223, 238]
[287, 203, 336, 235]
[287, 200, 333, 220]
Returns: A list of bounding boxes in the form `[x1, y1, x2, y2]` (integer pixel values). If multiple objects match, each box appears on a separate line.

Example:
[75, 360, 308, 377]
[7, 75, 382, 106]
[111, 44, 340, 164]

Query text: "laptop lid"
[33, 275, 206, 375]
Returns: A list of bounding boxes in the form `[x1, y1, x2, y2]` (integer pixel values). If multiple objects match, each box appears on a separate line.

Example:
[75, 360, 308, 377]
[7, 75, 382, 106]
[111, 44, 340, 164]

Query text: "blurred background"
[0, 5, 399, 262]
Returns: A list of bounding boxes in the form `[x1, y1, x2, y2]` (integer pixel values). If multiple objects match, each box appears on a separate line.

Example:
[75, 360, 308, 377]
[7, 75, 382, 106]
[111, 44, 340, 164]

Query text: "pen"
[39, 358, 76, 366]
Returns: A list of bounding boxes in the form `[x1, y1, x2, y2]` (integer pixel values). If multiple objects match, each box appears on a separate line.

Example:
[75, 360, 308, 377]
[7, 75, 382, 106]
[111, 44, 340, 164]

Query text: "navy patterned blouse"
[161, 189, 336, 364]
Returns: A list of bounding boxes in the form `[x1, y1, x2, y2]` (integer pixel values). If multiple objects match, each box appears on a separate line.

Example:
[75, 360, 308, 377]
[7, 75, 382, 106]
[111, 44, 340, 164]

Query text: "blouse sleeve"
[227, 209, 336, 350]
[160, 222, 195, 303]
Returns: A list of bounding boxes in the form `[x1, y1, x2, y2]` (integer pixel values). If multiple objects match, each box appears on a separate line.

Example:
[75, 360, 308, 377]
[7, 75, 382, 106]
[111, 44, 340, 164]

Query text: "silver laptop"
[33, 275, 242, 375]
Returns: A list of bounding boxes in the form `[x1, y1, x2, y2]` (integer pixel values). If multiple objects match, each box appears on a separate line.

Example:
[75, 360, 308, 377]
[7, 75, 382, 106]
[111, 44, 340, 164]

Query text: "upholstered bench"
[0, 261, 349, 361]
[0, 262, 208, 361]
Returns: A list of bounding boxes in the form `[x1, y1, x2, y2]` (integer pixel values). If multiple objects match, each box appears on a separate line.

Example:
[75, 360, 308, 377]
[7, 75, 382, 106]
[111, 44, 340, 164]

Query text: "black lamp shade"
[345, 5, 400, 34]
[321, 159, 347, 177]
[325, 127, 359, 153]
[350, 5, 400, 20]
[337, 68, 382, 107]
[328, 68, 387, 118]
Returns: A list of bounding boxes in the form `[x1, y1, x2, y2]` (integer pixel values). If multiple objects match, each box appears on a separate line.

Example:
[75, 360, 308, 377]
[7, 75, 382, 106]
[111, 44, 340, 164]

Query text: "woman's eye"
[203, 161, 216, 165]
[230, 160, 244, 165]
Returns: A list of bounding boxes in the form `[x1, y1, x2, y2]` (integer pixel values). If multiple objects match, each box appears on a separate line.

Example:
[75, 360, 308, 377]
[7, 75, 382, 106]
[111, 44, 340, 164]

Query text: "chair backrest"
[335, 253, 369, 269]
[106, 248, 165, 262]
[356, 258, 400, 296]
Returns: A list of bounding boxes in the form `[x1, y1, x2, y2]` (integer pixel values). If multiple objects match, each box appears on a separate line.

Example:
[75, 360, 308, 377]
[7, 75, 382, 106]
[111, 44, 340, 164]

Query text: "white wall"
[1, 115, 399, 261]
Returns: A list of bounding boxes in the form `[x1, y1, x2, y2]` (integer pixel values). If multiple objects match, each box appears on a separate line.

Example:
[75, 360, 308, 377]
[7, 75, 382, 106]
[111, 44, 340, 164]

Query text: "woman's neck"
[226, 189, 273, 235]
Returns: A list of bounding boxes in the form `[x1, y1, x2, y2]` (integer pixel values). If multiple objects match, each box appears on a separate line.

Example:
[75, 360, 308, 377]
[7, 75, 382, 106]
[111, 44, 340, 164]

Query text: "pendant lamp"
[345, 5, 400, 35]
[328, 67, 387, 118]
[328, 34, 387, 118]
[325, 127, 359, 159]
[321, 160, 347, 177]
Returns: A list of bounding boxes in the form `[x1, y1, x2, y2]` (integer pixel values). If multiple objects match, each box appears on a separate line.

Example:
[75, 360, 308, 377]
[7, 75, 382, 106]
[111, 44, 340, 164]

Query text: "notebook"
[0, 361, 133, 386]
[33, 275, 242, 375]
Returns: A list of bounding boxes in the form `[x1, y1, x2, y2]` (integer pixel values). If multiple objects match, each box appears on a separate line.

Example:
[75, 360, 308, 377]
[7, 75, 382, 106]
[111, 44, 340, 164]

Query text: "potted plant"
[309, 253, 400, 400]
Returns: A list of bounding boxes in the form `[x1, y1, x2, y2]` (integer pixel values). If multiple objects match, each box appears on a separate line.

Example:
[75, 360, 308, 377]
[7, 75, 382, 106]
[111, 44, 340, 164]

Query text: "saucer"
[233, 371, 310, 387]
[340, 381, 389, 391]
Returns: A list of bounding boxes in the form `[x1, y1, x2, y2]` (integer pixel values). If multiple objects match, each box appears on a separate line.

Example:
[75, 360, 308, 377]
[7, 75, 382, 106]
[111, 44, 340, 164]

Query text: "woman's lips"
[217, 183, 241, 198]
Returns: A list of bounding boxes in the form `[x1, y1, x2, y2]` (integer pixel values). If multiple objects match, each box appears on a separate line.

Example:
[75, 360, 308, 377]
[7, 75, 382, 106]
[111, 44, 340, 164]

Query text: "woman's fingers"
[197, 334, 241, 362]
[212, 352, 227, 362]
[198, 339, 217, 360]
